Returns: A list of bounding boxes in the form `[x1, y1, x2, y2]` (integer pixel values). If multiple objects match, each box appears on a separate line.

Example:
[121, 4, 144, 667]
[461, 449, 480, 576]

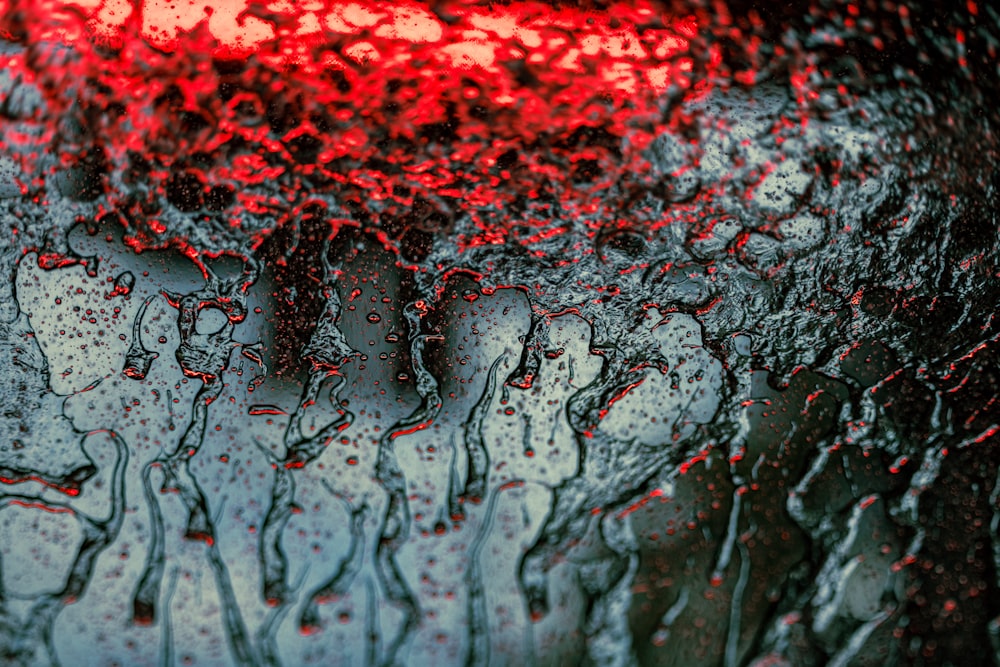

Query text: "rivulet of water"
[1, 1, 998, 666]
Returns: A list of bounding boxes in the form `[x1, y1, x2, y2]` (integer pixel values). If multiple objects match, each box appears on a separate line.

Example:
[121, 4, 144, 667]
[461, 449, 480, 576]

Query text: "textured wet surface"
[1, 1, 1000, 665]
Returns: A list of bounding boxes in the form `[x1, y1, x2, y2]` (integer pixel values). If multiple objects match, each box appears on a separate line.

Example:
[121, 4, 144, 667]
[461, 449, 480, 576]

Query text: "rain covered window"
[1, 1, 999, 665]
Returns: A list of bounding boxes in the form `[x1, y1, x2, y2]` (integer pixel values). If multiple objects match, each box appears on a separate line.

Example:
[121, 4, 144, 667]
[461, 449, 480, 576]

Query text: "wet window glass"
[1, 1, 999, 666]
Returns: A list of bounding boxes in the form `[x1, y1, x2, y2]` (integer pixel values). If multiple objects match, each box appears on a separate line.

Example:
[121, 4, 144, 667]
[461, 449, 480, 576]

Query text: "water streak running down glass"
[1, 1, 999, 666]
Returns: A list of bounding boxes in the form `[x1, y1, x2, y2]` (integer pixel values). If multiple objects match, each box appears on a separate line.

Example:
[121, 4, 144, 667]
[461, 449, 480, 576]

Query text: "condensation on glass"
[1, 2, 999, 666]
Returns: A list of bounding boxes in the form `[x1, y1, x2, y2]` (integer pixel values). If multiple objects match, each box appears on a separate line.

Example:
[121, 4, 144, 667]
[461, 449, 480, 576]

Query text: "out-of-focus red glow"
[0, 1, 724, 267]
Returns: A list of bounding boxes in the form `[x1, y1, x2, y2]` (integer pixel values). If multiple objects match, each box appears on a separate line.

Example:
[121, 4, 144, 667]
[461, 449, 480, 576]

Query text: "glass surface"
[1, 2, 999, 666]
